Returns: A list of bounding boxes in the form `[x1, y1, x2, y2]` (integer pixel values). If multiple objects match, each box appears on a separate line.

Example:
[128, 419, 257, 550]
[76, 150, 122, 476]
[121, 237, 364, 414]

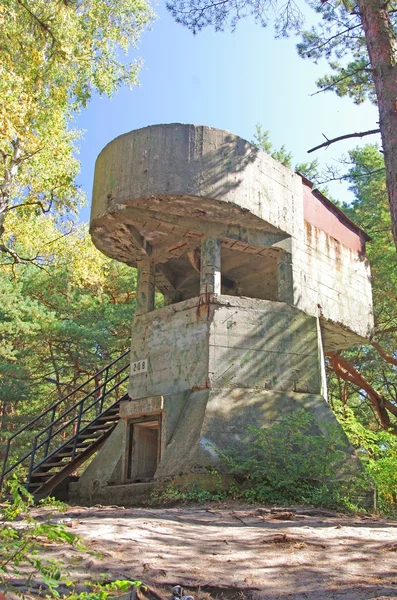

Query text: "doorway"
[126, 415, 161, 481]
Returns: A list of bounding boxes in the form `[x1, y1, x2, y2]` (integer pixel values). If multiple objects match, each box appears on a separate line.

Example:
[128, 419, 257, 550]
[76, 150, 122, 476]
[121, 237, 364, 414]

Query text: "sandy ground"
[7, 504, 397, 600]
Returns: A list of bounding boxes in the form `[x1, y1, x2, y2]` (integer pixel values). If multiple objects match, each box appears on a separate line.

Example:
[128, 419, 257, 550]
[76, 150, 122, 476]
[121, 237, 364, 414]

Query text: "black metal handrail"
[0, 349, 131, 494]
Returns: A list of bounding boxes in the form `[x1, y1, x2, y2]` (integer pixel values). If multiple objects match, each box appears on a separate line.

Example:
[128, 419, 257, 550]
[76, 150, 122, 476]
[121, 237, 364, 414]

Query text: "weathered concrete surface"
[70, 296, 365, 506]
[70, 481, 155, 506]
[90, 123, 373, 346]
[128, 295, 324, 400]
[78, 124, 375, 507]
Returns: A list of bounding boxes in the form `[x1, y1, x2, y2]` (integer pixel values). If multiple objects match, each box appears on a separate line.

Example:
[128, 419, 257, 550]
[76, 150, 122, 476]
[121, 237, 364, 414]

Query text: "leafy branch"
[310, 62, 371, 97]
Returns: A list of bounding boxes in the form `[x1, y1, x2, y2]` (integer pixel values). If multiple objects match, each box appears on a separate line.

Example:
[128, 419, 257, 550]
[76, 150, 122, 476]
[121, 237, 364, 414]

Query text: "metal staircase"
[0, 350, 131, 498]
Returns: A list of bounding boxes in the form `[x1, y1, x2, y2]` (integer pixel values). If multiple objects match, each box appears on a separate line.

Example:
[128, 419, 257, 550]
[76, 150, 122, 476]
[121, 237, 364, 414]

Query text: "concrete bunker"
[70, 124, 374, 506]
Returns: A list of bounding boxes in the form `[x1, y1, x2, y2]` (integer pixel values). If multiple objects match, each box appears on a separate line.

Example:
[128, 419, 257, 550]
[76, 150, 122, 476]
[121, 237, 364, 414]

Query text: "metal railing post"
[72, 401, 85, 460]
[99, 366, 110, 414]
[43, 406, 57, 458]
[0, 439, 11, 496]
[27, 437, 38, 490]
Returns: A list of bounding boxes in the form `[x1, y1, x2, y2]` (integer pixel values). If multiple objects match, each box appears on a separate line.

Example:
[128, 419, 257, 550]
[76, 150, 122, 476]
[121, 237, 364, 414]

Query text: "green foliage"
[166, 0, 303, 35]
[297, 1, 379, 105]
[0, 215, 136, 462]
[335, 405, 397, 516]
[152, 411, 371, 512]
[0, 0, 154, 257]
[67, 580, 144, 600]
[0, 475, 80, 596]
[151, 481, 226, 506]
[219, 410, 368, 510]
[251, 124, 293, 168]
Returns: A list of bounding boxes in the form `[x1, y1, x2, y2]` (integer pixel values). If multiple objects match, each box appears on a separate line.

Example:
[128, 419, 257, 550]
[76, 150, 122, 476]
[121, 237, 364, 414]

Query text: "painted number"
[131, 359, 148, 375]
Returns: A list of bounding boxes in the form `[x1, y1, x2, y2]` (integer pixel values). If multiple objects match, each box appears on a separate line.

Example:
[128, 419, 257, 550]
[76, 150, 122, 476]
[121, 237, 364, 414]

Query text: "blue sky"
[76, 1, 379, 222]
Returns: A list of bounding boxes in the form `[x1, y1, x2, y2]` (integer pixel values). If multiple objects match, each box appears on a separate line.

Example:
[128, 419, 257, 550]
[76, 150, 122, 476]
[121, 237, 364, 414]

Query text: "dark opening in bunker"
[155, 247, 289, 303]
[220, 246, 282, 301]
[126, 416, 161, 481]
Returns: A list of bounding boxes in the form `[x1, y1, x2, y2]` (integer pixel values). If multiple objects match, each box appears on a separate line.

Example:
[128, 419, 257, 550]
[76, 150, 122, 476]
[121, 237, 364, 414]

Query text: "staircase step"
[33, 462, 68, 472]
[85, 424, 114, 431]
[100, 413, 119, 420]
[79, 430, 113, 438]
[54, 451, 82, 457]
[63, 441, 91, 450]
[37, 461, 69, 467]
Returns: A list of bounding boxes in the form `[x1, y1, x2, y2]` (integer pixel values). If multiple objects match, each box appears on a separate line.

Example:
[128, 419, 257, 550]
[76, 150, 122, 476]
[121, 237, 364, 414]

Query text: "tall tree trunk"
[358, 0, 397, 251]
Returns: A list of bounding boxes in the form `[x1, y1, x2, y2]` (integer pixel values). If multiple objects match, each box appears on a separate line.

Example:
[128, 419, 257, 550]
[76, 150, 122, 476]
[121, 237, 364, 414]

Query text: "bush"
[150, 411, 372, 512]
[336, 406, 397, 516]
[219, 410, 370, 510]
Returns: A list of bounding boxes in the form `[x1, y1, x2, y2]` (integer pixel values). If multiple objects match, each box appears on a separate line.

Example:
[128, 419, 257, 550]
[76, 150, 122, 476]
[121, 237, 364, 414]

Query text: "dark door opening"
[127, 416, 161, 481]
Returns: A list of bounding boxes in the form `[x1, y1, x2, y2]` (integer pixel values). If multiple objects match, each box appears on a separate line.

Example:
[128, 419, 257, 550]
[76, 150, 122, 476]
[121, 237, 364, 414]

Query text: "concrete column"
[136, 258, 155, 316]
[200, 236, 221, 295]
[277, 251, 294, 304]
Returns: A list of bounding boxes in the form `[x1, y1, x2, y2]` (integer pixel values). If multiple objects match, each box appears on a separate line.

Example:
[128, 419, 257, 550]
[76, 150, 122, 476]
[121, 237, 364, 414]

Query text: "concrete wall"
[298, 222, 373, 345]
[71, 295, 366, 504]
[90, 124, 373, 348]
[129, 297, 211, 399]
[209, 298, 322, 394]
[128, 295, 323, 399]
[125, 296, 327, 479]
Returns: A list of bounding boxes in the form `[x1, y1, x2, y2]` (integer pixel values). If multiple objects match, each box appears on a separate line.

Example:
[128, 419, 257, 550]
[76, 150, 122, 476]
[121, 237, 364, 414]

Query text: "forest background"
[1, 0, 397, 514]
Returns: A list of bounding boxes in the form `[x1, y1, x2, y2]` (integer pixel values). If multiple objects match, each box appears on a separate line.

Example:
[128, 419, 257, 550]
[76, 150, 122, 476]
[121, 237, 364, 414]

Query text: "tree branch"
[310, 63, 371, 97]
[305, 23, 363, 55]
[308, 128, 380, 153]
[327, 351, 397, 433]
[316, 167, 385, 185]
[15, 0, 57, 45]
[0, 244, 49, 273]
[371, 340, 397, 367]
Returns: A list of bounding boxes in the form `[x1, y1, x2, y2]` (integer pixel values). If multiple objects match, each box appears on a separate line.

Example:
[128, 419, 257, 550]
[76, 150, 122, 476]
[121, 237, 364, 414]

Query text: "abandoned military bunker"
[66, 123, 374, 506]
[1, 123, 374, 506]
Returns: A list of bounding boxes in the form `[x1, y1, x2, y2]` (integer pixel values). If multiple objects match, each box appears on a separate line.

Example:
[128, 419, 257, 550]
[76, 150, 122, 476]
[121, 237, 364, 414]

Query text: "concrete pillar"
[200, 236, 221, 295]
[136, 258, 155, 316]
[277, 251, 294, 304]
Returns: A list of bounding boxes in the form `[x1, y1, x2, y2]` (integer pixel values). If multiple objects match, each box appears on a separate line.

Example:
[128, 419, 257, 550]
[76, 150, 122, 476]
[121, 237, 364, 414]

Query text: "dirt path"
[25, 504, 397, 599]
